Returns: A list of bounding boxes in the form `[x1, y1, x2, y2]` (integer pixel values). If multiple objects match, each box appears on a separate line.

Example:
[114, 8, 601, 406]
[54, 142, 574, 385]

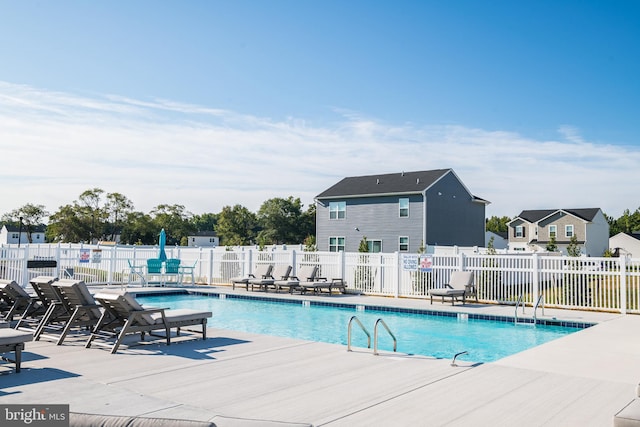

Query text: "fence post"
[394, 251, 400, 298]
[620, 256, 627, 315]
[107, 244, 118, 285]
[340, 250, 346, 284]
[208, 249, 214, 285]
[291, 249, 297, 275]
[458, 253, 465, 271]
[532, 253, 539, 307]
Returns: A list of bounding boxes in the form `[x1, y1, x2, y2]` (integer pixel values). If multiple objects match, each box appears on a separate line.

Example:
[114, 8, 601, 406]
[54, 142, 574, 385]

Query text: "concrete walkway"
[1, 287, 639, 426]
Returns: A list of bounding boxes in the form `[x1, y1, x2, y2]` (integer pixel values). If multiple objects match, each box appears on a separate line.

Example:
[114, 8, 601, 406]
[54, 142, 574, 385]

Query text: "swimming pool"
[137, 293, 589, 363]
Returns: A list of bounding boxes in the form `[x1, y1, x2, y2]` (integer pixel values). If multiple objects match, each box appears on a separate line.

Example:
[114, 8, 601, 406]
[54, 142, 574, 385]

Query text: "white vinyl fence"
[2, 243, 640, 314]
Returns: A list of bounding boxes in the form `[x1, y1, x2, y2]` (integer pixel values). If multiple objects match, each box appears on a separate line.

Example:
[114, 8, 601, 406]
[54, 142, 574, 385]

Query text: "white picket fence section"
[2, 243, 640, 314]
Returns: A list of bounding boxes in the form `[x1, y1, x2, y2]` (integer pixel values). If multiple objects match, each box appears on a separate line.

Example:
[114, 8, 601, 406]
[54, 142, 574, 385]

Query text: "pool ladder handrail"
[373, 318, 397, 356]
[347, 316, 371, 352]
[514, 294, 525, 324]
[533, 294, 545, 323]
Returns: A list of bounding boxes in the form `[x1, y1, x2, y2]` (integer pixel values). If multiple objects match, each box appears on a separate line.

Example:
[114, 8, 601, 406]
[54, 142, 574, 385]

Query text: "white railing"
[2, 243, 640, 314]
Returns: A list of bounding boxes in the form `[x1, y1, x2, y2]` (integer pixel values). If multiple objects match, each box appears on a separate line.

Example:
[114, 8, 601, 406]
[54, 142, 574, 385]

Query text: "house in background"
[187, 231, 219, 247]
[0, 223, 46, 245]
[609, 232, 640, 258]
[508, 208, 609, 256]
[315, 169, 489, 253]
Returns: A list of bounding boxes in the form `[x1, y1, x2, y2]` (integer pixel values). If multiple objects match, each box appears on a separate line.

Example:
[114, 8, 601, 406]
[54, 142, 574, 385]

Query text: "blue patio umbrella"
[158, 229, 167, 261]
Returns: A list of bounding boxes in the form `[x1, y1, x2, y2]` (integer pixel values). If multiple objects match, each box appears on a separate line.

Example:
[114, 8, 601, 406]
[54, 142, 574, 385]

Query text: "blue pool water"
[137, 293, 586, 363]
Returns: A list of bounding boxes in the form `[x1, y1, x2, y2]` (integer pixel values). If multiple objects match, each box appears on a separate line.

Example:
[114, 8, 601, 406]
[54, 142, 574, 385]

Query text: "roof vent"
[376, 179, 380, 184]
[401, 171, 405, 176]
[416, 178, 420, 184]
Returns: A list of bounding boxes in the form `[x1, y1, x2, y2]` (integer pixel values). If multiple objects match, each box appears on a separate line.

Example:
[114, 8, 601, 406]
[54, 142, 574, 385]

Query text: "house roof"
[316, 169, 488, 202]
[513, 208, 601, 224]
[190, 231, 218, 237]
[2, 223, 46, 232]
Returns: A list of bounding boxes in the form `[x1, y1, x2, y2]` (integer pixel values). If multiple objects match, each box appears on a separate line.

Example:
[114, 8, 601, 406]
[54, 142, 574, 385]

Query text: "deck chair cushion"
[55, 280, 103, 320]
[150, 309, 211, 324]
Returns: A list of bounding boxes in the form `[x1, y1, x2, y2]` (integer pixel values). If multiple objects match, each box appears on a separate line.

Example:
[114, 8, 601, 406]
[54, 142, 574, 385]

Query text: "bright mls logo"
[1, 405, 69, 426]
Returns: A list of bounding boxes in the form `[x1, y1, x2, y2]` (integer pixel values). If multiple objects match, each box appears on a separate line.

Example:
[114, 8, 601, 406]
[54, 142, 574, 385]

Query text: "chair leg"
[57, 307, 83, 345]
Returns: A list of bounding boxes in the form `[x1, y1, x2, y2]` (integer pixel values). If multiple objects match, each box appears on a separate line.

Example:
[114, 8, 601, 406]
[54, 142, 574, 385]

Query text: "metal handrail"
[533, 294, 545, 322]
[514, 294, 524, 324]
[451, 351, 468, 366]
[373, 318, 397, 356]
[347, 316, 371, 352]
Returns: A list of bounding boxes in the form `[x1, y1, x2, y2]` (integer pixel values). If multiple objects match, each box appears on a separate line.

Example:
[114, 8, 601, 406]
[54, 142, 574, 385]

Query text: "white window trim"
[399, 236, 409, 252]
[329, 236, 345, 252]
[565, 224, 574, 238]
[549, 225, 557, 239]
[329, 201, 346, 220]
[367, 239, 383, 253]
[399, 198, 409, 218]
[515, 226, 524, 238]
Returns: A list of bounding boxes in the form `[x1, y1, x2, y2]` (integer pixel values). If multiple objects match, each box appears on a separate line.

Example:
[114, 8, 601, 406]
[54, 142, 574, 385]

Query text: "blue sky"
[1, 1, 639, 219]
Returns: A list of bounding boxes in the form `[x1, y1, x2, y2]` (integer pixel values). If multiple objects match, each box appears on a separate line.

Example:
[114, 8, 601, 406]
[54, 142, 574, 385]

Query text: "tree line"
[485, 209, 640, 237]
[1, 188, 316, 247]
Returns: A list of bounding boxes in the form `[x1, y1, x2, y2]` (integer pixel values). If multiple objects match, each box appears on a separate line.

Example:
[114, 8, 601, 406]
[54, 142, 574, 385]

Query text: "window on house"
[11, 233, 18, 239]
[515, 226, 524, 238]
[367, 239, 382, 253]
[399, 198, 409, 217]
[329, 201, 346, 219]
[399, 236, 409, 251]
[549, 225, 557, 239]
[329, 237, 345, 252]
[565, 225, 574, 238]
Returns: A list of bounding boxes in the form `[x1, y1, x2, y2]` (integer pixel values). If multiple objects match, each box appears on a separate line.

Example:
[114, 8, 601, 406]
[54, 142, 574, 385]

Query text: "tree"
[104, 192, 134, 241]
[487, 236, 497, 255]
[1, 203, 49, 243]
[607, 208, 640, 236]
[120, 211, 156, 245]
[77, 188, 107, 243]
[485, 216, 511, 233]
[546, 235, 558, 252]
[150, 204, 195, 246]
[256, 197, 307, 244]
[215, 204, 258, 246]
[566, 235, 581, 257]
[46, 204, 88, 243]
[192, 213, 218, 232]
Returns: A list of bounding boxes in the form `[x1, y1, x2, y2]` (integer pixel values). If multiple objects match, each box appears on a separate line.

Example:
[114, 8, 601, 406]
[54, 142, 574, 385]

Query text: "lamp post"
[17, 216, 23, 248]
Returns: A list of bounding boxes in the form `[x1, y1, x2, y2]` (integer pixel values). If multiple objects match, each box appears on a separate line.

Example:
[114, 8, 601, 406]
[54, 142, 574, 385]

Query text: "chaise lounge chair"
[296, 275, 347, 296]
[428, 271, 476, 305]
[0, 280, 43, 323]
[48, 279, 105, 345]
[248, 264, 292, 292]
[26, 276, 71, 339]
[87, 291, 212, 354]
[273, 265, 319, 293]
[231, 264, 273, 290]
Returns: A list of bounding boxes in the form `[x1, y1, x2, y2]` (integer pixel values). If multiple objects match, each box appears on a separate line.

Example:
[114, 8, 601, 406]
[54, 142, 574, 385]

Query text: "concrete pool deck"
[1, 285, 639, 426]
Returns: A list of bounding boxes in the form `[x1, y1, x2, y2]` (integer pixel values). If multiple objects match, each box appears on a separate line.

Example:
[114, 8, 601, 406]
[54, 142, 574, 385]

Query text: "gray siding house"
[508, 208, 609, 256]
[315, 169, 489, 253]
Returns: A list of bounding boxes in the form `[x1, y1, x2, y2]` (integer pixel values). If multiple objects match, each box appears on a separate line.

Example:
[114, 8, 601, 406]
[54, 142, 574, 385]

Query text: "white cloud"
[0, 82, 637, 220]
